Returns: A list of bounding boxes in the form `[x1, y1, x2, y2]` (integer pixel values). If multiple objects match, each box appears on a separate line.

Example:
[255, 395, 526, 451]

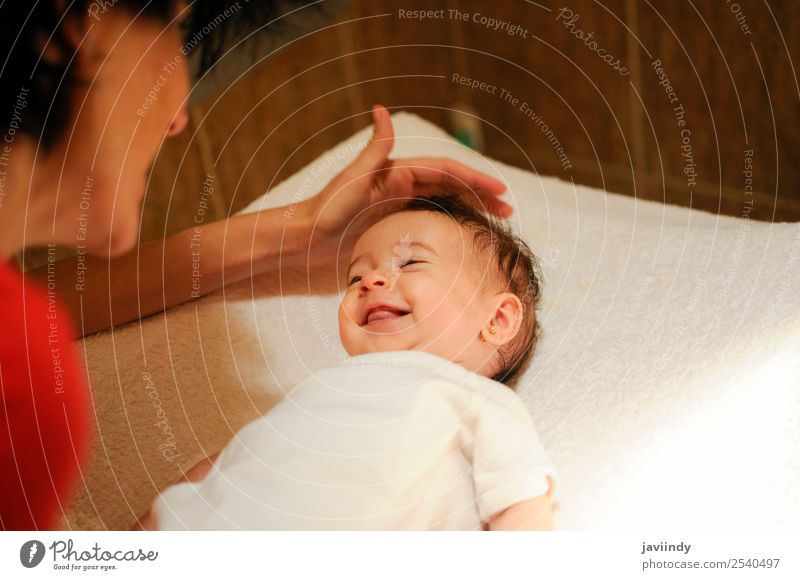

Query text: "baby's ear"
[482, 293, 524, 345]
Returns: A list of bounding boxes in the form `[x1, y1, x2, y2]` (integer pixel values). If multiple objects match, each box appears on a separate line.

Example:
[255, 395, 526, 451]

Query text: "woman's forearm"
[28, 205, 313, 337]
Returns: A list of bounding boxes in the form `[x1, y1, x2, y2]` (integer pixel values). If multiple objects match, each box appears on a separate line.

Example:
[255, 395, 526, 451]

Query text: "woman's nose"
[166, 106, 189, 137]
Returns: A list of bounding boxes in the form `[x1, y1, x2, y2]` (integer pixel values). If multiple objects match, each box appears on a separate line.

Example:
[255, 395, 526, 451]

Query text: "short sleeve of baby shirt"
[456, 378, 557, 523]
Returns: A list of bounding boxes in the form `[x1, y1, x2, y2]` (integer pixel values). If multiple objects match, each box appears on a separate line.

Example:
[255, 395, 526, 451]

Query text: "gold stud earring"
[488, 325, 497, 335]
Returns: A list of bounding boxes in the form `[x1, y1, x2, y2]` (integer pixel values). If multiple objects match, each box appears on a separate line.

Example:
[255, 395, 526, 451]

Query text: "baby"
[147, 194, 557, 530]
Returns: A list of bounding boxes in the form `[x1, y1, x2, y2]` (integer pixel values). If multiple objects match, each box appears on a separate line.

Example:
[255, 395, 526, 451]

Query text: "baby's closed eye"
[401, 259, 425, 267]
[346, 259, 427, 286]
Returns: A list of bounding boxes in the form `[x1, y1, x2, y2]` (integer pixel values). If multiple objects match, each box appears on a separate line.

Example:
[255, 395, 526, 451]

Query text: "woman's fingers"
[330, 106, 512, 218]
[391, 157, 507, 194]
[388, 158, 512, 216]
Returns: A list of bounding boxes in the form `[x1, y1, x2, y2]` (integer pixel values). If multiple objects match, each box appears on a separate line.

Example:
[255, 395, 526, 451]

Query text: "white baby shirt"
[153, 350, 556, 530]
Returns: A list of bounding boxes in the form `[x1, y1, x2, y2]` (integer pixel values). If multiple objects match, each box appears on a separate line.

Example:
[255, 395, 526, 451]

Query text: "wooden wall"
[23, 0, 800, 270]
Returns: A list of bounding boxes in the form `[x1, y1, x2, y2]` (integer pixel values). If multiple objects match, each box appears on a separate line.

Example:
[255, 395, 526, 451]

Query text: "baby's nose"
[360, 269, 390, 289]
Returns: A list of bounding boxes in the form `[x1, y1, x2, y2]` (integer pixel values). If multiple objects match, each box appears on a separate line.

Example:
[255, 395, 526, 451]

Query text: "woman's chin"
[86, 227, 138, 258]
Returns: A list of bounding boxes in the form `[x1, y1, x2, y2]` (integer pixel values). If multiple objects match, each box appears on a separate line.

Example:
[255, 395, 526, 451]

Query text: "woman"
[0, 1, 511, 530]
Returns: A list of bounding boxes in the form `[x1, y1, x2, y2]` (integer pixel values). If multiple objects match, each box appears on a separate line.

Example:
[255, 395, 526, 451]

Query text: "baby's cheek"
[340, 333, 355, 355]
[337, 304, 355, 353]
[423, 301, 462, 338]
[444, 299, 481, 339]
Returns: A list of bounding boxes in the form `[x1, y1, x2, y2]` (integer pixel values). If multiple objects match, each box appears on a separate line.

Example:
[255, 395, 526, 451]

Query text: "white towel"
[70, 112, 800, 531]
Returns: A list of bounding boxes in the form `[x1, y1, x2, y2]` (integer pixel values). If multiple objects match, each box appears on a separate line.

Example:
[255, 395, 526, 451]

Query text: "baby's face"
[338, 212, 495, 373]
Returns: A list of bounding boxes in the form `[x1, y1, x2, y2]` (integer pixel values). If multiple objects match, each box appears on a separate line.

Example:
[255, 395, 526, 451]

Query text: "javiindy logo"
[20, 540, 46, 568]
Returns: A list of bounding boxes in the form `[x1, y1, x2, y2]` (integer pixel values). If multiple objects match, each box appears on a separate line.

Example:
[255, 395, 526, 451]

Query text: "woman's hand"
[296, 105, 511, 267]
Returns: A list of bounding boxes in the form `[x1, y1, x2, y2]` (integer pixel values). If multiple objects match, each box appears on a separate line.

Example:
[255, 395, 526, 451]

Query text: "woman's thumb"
[348, 105, 394, 175]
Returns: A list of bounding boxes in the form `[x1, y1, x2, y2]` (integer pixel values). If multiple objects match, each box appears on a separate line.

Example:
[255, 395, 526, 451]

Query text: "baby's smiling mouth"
[361, 305, 412, 327]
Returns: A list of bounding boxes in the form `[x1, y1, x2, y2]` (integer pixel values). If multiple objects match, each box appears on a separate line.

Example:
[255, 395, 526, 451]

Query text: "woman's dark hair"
[0, 1, 315, 151]
[388, 194, 544, 389]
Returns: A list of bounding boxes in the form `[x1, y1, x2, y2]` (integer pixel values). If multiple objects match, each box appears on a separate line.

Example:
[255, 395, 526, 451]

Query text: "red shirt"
[0, 259, 90, 530]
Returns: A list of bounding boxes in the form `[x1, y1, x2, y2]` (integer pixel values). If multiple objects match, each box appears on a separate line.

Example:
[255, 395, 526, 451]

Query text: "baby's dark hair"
[390, 194, 543, 389]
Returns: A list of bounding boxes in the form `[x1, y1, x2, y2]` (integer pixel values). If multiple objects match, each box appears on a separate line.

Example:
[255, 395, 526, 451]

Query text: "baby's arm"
[486, 493, 553, 531]
[131, 454, 219, 530]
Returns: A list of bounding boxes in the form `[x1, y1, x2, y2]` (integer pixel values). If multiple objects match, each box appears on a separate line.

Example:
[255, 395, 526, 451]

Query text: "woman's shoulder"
[0, 260, 90, 530]
[0, 260, 47, 349]
[0, 259, 85, 404]
[0, 259, 71, 350]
